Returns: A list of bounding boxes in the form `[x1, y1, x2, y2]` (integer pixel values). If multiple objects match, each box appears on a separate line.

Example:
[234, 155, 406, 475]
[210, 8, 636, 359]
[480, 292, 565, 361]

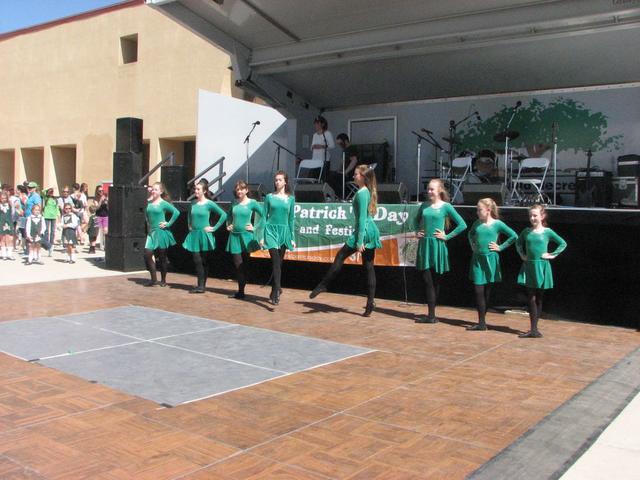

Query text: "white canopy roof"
[148, 0, 640, 112]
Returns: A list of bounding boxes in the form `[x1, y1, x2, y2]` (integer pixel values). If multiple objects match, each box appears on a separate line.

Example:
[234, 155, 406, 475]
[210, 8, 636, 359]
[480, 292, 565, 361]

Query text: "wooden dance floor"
[0, 273, 638, 479]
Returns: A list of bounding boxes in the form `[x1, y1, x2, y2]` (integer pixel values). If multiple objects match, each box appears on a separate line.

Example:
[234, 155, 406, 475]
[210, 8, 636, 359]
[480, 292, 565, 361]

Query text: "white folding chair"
[345, 163, 377, 200]
[447, 156, 473, 204]
[295, 159, 324, 185]
[509, 157, 550, 205]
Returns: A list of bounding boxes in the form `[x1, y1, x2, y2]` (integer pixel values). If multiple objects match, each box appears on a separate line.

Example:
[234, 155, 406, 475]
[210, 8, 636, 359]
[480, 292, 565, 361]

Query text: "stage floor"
[0, 273, 638, 479]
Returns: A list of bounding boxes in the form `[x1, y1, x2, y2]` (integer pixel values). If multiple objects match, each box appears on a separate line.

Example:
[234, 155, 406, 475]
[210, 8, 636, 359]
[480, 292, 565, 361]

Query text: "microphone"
[475, 111, 481, 121]
[421, 128, 433, 135]
[514, 101, 522, 110]
[252, 120, 261, 125]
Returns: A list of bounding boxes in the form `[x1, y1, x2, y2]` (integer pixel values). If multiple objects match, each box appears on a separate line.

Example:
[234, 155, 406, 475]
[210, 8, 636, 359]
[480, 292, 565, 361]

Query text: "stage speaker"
[105, 235, 146, 272]
[463, 184, 507, 205]
[116, 117, 143, 154]
[161, 165, 187, 201]
[575, 171, 612, 207]
[247, 183, 266, 201]
[612, 176, 639, 208]
[107, 185, 147, 237]
[295, 183, 337, 202]
[377, 183, 407, 204]
[113, 152, 143, 186]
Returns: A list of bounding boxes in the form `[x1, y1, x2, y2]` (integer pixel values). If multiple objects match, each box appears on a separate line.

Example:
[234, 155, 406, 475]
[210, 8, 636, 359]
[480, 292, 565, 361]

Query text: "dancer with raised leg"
[516, 204, 566, 338]
[310, 164, 381, 317]
[144, 182, 179, 287]
[226, 181, 264, 299]
[467, 198, 517, 331]
[183, 179, 227, 294]
[261, 171, 296, 305]
[414, 179, 466, 323]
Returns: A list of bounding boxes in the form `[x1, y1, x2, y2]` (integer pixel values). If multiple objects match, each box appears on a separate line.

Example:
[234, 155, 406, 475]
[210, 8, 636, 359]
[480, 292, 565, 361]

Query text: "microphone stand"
[244, 123, 259, 182]
[273, 140, 302, 172]
[445, 112, 476, 185]
[411, 131, 437, 202]
[552, 122, 558, 205]
[502, 109, 519, 196]
[424, 131, 447, 180]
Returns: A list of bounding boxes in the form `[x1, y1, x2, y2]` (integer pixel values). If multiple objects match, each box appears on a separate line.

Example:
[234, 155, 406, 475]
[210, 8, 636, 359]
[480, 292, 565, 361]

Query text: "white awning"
[148, 0, 640, 112]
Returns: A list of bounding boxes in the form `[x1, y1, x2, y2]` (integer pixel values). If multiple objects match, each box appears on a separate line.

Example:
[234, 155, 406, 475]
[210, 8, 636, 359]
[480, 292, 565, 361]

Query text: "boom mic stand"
[244, 122, 259, 182]
[411, 131, 437, 202]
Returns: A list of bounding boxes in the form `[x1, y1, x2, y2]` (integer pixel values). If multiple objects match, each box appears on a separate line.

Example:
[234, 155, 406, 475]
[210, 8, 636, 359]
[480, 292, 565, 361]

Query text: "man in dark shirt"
[330, 133, 359, 199]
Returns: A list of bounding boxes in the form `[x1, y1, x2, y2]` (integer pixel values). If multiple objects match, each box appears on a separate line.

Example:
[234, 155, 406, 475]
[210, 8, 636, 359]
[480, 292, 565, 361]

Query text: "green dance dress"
[263, 193, 296, 250]
[468, 219, 517, 285]
[414, 202, 466, 273]
[182, 200, 227, 252]
[344, 187, 382, 250]
[516, 227, 567, 289]
[0, 204, 12, 234]
[145, 199, 179, 250]
[225, 199, 264, 254]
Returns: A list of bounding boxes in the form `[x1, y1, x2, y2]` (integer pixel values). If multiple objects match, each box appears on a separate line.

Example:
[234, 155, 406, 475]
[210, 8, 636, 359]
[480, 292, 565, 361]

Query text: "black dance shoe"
[467, 324, 487, 331]
[518, 330, 543, 338]
[144, 280, 157, 287]
[230, 292, 246, 300]
[159, 281, 167, 287]
[189, 286, 205, 294]
[309, 285, 326, 299]
[269, 290, 280, 305]
[363, 302, 375, 317]
[415, 315, 438, 324]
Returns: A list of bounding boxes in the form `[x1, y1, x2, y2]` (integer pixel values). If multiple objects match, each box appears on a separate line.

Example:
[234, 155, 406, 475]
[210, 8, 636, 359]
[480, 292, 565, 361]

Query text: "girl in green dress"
[414, 178, 467, 323]
[144, 182, 180, 287]
[226, 180, 264, 299]
[516, 204, 567, 338]
[467, 198, 517, 331]
[260, 171, 296, 305]
[0, 192, 14, 260]
[183, 179, 227, 294]
[310, 164, 382, 317]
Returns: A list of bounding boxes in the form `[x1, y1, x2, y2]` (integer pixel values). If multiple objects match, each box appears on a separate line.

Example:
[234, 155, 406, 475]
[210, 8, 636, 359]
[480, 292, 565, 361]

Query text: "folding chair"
[509, 157, 550, 205]
[447, 156, 473, 204]
[295, 159, 324, 185]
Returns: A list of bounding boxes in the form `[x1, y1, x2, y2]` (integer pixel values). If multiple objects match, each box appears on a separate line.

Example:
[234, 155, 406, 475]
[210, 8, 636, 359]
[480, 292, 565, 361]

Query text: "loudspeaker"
[116, 117, 143, 154]
[617, 154, 640, 177]
[463, 184, 507, 205]
[377, 183, 407, 204]
[612, 176, 639, 208]
[105, 235, 146, 271]
[575, 171, 612, 207]
[113, 152, 143, 186]
[247, 183, 266, 201]
[107, 185, 147, 237]
[295, 183, 337, 202]
[161, 165, 187, 201]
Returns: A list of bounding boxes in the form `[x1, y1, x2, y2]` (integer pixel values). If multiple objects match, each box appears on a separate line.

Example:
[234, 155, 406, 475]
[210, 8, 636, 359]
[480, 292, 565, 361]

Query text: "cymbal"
[493, 130, 520, 142]
[442, 137, 459, 145]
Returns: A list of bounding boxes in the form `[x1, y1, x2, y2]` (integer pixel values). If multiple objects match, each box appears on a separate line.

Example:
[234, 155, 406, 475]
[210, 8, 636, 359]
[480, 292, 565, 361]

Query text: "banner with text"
[252, 202, 422, 267]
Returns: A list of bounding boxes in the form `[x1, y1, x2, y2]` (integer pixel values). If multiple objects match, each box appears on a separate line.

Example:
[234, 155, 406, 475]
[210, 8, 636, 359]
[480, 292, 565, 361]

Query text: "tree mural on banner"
[456, 98, 623, 155]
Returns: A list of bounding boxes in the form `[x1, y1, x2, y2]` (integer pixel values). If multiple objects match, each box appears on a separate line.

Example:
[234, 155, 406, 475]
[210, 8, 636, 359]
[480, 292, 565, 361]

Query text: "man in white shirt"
[310, 116, 334, 182]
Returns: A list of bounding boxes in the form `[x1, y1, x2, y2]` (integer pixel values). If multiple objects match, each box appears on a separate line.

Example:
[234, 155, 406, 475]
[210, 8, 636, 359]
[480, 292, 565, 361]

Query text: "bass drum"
[475, 149, 496, 178]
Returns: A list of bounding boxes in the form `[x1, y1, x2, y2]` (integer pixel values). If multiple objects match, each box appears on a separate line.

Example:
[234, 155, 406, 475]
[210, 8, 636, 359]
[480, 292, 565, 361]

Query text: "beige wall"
[0, 3, 235, 193]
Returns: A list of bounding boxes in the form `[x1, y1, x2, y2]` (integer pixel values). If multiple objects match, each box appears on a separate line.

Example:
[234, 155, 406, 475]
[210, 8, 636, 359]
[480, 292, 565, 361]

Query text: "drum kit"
[441, 131, 551, 205]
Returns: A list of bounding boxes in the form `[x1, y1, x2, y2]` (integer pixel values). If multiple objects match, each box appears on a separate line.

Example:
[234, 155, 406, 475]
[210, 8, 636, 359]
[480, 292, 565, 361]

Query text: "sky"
[0, 0, 123, 34]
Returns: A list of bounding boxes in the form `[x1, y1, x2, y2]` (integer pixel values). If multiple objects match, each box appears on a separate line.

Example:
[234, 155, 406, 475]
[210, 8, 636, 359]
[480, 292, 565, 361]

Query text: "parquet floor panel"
[0, 273, 637, 479]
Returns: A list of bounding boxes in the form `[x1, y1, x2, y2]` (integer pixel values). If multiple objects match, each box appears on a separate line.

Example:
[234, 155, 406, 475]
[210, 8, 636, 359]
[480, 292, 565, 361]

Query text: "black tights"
[422, 269, 442, 320]
[192, 251, 212, 288]
[317, 245, 376, 304]
[269, 247, 287, 297]
[144, 248, 168, 283]
[232, 252, 250, 294]
[474, 284, 493, 326]
[527, 288, 544, 333]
